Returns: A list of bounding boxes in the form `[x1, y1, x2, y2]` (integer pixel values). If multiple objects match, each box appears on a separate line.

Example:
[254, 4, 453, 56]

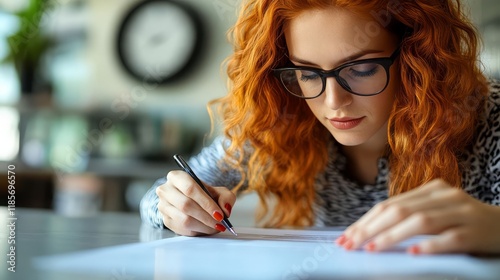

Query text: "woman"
[141, 0, 500, 254]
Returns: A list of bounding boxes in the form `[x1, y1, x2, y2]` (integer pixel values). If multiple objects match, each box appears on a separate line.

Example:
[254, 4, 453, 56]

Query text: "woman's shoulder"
[473, 78, 500, 147]
[486, 78, 500, 110]
[482, 78, 500, 132]
[459, 78, 499, 205]
[488, 77, 500, 92]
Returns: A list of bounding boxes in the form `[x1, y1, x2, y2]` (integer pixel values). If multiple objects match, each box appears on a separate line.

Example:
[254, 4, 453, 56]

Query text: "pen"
[173, 154, 238, 236]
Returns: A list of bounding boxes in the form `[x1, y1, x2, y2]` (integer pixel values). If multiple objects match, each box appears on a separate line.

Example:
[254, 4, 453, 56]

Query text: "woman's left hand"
[338, 179, 500, 254]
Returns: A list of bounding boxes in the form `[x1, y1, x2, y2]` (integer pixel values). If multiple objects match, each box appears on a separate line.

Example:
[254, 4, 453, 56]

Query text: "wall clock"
[116, 0, 203, 84]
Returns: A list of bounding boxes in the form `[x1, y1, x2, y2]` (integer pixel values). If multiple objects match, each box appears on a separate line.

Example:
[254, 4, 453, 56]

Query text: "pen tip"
[229, 228, 238, 236]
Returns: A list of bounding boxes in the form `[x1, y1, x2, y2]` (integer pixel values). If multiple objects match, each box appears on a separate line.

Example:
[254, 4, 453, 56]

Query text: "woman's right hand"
[156, 170, 236, 236]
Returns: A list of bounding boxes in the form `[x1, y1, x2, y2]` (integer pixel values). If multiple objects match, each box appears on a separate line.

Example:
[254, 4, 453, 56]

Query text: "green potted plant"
[3, 0, 52, 94]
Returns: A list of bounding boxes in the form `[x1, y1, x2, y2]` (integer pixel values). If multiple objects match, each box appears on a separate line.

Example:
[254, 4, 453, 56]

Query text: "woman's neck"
[340, 128, 389, 186]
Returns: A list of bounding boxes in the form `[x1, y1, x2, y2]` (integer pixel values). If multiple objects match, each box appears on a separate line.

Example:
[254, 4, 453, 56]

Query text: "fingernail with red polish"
[212, 211, 223, 222]
[408, 245, 420, 255]
[335, 235, 346, 246]
[215, 224, 226, 232]
[343, 240, 354, 251]
[224, 203, 232, 216]
[364, 242, 376, 252]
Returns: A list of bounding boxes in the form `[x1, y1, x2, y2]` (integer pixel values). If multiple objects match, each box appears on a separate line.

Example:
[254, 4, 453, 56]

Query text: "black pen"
[173, 154, 238, 236]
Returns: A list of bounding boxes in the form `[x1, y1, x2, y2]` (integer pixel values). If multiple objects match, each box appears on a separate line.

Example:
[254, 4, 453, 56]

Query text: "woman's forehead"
[284, 7, 398, 67]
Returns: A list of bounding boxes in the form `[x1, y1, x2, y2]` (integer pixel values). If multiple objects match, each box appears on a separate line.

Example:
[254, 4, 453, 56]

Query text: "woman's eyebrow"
[289, 49, 385, 67]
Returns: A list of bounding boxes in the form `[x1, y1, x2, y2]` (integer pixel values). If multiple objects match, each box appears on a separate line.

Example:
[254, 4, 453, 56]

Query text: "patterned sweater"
[140, 81, 500, 229]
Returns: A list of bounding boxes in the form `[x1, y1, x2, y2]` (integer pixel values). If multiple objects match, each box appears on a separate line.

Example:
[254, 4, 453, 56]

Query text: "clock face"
[117, 0, 202, 84]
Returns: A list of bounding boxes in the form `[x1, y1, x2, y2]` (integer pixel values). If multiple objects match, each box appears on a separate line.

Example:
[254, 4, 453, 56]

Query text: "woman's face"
[284, 7, 400, 148]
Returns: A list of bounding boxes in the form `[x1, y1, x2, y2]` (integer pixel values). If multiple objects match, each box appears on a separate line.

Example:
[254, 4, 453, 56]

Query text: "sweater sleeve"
[139, 177, 167, 229]
[139, 136, 244, 228]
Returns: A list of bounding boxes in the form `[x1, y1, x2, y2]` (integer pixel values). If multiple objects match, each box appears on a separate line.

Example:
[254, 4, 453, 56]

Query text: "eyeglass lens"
[279, 62, 388, 97]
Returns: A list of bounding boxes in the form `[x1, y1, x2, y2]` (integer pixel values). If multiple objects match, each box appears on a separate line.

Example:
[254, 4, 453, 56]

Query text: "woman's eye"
[299, 70, 320, 82]
[348, 63, 379, 77]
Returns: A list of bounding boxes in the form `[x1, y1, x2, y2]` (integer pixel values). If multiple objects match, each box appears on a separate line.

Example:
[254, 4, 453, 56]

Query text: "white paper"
[217, 227, 345, 242]
[34, 227, 500, 280]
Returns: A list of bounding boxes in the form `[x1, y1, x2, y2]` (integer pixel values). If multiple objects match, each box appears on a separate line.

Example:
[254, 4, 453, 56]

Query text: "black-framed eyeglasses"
[272, 47, 400, 99]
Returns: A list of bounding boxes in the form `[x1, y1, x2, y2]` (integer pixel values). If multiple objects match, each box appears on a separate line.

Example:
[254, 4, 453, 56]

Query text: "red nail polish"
[224, 203, 232, 215]
[212, 211, 223, 222]
[408, 245, 420, 255]
[215, 224, 226, 232]
[335, 235, 346, 246]
[344, 240, 354, 250]
[365, 242, 376, 252]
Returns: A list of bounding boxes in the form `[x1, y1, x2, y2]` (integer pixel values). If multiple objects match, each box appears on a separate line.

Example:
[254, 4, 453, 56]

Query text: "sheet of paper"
[34, 227, 500, 280]
[214, 227, 429, 245]
[217, 226, 345, 241]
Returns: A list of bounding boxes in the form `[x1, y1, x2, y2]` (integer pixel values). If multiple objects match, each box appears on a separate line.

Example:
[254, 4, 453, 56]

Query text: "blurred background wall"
[0, 0, 241, 215]
[0, 0, 498, 216]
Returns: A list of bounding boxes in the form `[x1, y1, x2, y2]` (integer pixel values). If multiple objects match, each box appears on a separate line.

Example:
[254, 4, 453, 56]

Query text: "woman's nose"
[323, 77, 353, 110]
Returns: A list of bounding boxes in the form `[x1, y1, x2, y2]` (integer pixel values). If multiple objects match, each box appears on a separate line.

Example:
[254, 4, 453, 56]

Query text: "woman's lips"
[329, 117, 365, 130]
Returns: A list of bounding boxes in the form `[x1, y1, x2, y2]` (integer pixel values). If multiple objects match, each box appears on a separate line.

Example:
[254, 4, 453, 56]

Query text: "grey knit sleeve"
[139, 136, 244, 228]
[139, 177, 167, 229]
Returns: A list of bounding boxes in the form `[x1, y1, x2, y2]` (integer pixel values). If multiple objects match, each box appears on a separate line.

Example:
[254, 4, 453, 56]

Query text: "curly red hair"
[208, 0, 488, 227]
